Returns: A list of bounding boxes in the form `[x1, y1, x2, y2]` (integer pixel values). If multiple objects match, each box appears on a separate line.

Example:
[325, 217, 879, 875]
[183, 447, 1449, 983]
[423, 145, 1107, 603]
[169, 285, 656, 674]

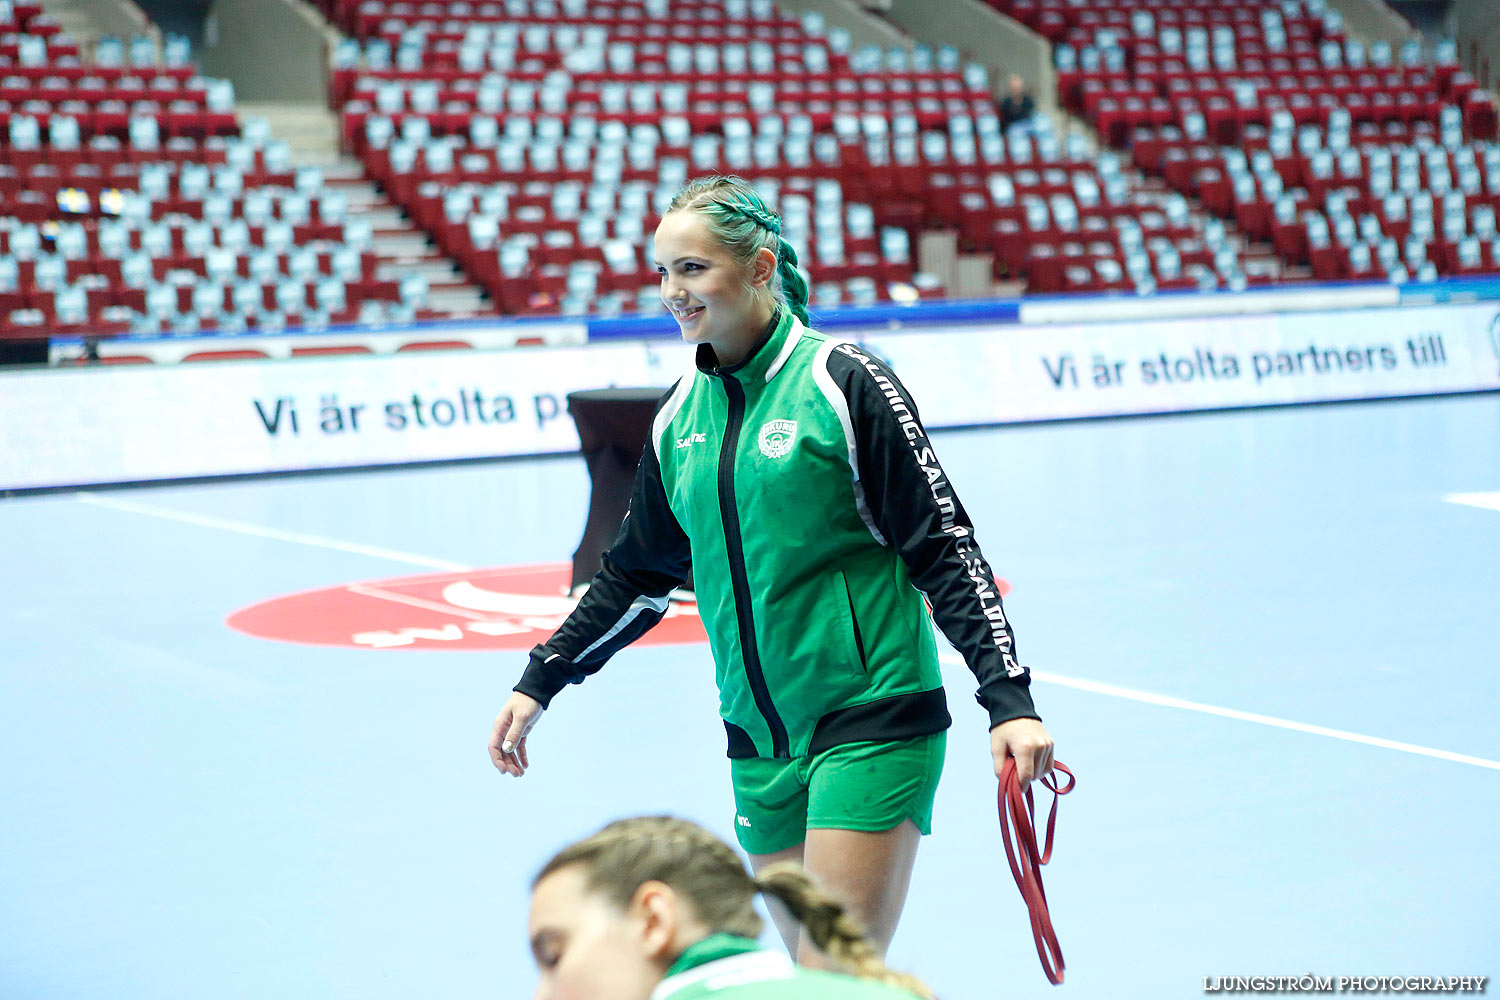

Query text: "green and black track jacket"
[515, 309, 1039, 760]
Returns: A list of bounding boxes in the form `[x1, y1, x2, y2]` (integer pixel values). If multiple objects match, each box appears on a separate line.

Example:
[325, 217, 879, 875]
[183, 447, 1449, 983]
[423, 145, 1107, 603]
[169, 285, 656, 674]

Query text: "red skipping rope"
[998, 757, 1076, 985]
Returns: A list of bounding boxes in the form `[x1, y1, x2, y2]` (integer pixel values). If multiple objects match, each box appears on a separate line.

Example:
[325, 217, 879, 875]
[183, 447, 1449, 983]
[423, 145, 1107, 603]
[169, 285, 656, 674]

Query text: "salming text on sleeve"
[822, 341, 1039, 727]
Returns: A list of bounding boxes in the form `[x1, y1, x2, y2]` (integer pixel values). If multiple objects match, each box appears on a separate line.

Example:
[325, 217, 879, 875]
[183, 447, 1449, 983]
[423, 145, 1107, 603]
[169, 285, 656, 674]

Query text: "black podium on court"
[566, 388, 693, 595]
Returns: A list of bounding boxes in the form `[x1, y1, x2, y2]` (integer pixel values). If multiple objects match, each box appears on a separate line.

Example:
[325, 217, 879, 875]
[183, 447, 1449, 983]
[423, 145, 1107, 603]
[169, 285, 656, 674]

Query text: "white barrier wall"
[4, 301, 1499, 492]
[864, 301, 1500, 425]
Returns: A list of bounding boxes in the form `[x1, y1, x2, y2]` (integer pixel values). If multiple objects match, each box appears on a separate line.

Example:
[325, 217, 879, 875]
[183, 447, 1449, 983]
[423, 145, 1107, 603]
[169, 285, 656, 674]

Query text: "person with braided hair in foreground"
[528, 816, 935, 1000]
[492, 174, 1055, 964]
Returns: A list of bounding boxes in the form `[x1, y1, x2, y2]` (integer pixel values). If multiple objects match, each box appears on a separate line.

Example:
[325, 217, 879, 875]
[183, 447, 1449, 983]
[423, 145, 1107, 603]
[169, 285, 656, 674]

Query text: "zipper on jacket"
[718, 377, 790, 759]
[842, 573, 868, 672]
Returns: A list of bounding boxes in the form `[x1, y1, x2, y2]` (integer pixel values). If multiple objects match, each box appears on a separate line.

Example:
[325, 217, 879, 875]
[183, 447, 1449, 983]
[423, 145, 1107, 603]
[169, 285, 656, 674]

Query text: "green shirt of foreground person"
[652, 935, 924, 1000]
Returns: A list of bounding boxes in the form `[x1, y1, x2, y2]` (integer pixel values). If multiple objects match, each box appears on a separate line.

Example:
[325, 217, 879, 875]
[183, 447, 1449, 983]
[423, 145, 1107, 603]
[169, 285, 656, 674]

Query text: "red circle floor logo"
[226, 562, 706, 651]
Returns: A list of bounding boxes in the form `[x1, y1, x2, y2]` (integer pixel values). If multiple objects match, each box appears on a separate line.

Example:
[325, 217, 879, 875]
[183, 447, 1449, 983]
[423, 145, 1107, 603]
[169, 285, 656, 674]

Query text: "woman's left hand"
[990, 718, 1055, 789]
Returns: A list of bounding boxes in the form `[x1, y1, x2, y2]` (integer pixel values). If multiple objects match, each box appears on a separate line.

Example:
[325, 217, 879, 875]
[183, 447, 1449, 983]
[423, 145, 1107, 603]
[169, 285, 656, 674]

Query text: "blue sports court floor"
[3, 392, 1498, 999]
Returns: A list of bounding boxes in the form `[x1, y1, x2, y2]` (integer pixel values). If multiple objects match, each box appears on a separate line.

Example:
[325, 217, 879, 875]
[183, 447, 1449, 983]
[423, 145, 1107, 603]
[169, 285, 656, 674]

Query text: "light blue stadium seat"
[443, 189, 474, 224]
[214, 311, 248, 333]
[424, 142, 455, 174]
[197, 192, 231, 226]
[331, 38, 360, 69]
[181, 222, 212, 258]
[314, 278, 346, 314]
[144, 282, 177, 319]
[190, 282, 224, 318]
[475, 77, 504, 111]
[127, 34, 155, 66]
[280, 193, 312, 227]
[285, 167, 322, 198]
[54, 224, 88, 260]
[218, 219, 250, 253]
[262, 221, 294, 252]
[275, 280, 307, 315]
[395, 44, 423, 72]
[263, 141, 292, 172]
[9, 113, 40, 150]
[241, 190, 273, 226]
[468, 215, 500, 249]
[240, 118, 273, 147]
[52, 285, 88, 325]
[363, 38, 391, 70]
[248, 249, 281, 284]
[357, 300, 387, 325]
[409, 81, 440, 114]
[114, 250, 149, 288]
[287, 248, 318, 282]
[388, 143, 418, 174]
[204, 248, 237, 284]
[469, 115, 499, 148]
[32, 254, 64, 291]
[94, 35, 124, 67]
[1376, 238, 1400, 272]
[230, 280, 263, 316]
[97, 223, 129, 263]
[252, 309, 287, 332]
[163, 33, 191, 66]
[457, 41, 485, 72]
[1348, 242, 1373, 273]
[327, 247, 360, 282]
[342, 220, 373, 249]
[364, 116, 395, 150]
[1472, 205, 1496, 240]
[317, 190, 349, 225]
[1331, 213, 1357, 245]
[1404, 237, 1429, 269]
[47, 114, 81, 149]
[17, 35, 46, 66]
[398, 274, 428, 308]
[128, 115, 159, 151]
[137, 223, 169, 259]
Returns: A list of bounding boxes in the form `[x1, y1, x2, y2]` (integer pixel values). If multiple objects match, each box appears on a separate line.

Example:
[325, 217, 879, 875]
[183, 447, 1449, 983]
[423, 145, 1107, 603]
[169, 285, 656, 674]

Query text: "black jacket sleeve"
[825, 341, 1039, 727]
[513, 389, 692, 708]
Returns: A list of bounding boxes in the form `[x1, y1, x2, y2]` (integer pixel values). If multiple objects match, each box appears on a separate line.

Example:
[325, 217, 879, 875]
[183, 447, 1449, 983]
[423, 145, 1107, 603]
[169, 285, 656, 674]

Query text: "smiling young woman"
[491, 174, 1055, 966]
[650, 180, 807, 366]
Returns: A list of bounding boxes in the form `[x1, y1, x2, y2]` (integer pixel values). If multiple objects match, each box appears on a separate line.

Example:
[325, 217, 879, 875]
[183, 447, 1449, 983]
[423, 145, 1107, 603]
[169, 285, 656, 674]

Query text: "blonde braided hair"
[534, 816, 935, 999]
[663, 175, 812, 327]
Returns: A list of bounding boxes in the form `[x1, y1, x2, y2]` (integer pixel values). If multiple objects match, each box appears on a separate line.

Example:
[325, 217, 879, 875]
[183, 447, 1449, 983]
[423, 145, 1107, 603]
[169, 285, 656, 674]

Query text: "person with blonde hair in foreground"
[528, 815, 936, 1000]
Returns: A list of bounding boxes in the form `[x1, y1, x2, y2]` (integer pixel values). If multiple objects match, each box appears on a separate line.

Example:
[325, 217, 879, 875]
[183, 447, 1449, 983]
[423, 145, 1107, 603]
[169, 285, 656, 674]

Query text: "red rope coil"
[998, 758, 1076, 985]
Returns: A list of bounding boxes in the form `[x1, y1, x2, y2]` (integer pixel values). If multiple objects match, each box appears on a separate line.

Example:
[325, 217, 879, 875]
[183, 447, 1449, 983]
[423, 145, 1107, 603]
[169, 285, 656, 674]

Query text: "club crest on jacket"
[757, 419, 797, 458]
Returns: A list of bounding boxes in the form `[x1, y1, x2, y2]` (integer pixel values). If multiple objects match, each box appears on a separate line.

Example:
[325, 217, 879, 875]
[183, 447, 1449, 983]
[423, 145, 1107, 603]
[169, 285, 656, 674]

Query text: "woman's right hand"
[489, 692, 544, 777]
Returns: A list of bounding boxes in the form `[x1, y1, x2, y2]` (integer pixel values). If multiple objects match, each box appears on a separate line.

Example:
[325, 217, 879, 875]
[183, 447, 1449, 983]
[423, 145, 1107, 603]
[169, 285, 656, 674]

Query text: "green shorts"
[728, 732, 947, 855]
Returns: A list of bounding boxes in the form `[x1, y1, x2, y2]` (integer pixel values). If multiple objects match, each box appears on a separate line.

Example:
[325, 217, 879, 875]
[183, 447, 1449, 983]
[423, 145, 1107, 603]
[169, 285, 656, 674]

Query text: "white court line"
[1444, 491, 1500, 513]
[69, 487, 1500, 772]
[75, 492, 472, 571]
[346, 583, 491, 620]
[939, 654, 1500, 772]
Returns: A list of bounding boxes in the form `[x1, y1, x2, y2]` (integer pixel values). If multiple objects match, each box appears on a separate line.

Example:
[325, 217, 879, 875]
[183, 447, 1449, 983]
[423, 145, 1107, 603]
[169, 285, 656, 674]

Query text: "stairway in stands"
[240, 101, 496, 319]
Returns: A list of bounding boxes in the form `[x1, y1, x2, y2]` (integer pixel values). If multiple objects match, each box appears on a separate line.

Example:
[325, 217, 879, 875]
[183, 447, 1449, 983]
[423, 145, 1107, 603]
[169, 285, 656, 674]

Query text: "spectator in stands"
[999, 73, 1036, 131]
[527, 815, 934, 999]
[491, 174, 1053, 968]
